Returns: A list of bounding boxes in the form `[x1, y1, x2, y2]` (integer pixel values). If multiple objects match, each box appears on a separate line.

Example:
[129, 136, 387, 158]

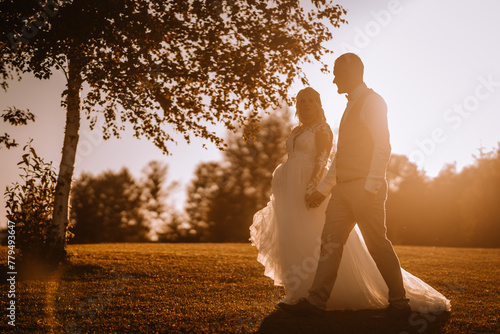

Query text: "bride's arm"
[316, 155, 336, 196]
[306, 123, 333, 195]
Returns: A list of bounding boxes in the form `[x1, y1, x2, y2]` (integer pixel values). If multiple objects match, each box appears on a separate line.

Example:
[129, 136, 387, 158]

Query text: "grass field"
[1, 243, 499, 333]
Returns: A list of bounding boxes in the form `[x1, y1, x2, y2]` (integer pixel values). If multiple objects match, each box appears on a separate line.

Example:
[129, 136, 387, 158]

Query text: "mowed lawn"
[1, 243, 499, 334]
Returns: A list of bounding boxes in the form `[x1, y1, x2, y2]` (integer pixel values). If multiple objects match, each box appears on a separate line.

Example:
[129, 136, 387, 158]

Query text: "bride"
[249, 87, 451, 313]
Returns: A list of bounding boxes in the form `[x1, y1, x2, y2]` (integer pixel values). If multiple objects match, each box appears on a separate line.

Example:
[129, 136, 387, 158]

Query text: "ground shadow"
[257, 309, 451, 334]
[0, 261, 106, 282]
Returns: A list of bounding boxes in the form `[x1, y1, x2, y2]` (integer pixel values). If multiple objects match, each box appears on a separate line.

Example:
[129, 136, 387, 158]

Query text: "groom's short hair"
[335, 53, 364, 78]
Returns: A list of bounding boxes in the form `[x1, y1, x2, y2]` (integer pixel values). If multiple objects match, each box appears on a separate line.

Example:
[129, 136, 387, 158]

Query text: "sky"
[1, 0, 500, 226]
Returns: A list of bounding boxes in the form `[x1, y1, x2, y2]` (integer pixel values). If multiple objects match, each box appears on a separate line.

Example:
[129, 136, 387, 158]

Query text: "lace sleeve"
[306, 123, 333, 195]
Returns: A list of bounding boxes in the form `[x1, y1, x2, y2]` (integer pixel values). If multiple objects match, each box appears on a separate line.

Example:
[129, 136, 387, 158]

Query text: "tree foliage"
[141, 160, 181, 241]
[185, 161, 228, 241]
[0, 106, 35, 149]
[69, 161, 180, 243]
[386, 146, 500, 247]
[69, 168, 150, 243]
[1, 0, 346, 150]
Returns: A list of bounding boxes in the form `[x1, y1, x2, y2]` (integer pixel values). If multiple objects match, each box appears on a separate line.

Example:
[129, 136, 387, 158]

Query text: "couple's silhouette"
[250, 53, 451, 319]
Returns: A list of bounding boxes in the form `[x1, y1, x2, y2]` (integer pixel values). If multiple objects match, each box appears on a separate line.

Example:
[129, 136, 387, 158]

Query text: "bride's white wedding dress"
[250, 121, 451, 313]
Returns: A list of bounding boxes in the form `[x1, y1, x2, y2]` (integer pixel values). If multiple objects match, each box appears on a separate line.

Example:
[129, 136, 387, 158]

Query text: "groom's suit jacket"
[317, 82, 391, 195]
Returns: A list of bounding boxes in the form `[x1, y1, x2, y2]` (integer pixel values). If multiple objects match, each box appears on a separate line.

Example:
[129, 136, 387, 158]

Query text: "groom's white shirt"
[317, 82, 391, 196]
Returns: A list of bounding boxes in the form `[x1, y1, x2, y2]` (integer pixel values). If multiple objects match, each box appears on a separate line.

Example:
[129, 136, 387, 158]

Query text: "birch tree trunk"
[51, 55, 82, 263]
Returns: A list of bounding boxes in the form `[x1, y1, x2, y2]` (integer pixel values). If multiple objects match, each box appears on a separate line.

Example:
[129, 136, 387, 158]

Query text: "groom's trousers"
[307, 178, 410, 309]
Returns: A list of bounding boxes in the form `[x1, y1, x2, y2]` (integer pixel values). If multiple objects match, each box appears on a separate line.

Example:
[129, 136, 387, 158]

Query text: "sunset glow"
[1, 0, 499, 221]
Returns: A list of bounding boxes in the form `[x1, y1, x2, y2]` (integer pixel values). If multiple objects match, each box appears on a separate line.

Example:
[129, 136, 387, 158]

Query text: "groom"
[280, 53, 411, 318]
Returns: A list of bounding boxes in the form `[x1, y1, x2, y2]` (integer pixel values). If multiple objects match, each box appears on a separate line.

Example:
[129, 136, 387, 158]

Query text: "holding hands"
[305, 191, 327, 209]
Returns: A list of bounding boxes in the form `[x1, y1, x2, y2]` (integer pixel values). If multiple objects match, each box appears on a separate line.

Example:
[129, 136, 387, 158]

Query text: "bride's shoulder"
[313, 121, 332, 133]
[319, 121, 332, 130]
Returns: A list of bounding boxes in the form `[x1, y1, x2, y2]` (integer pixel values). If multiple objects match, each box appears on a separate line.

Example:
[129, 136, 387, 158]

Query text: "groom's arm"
[363, 94, 391, 194]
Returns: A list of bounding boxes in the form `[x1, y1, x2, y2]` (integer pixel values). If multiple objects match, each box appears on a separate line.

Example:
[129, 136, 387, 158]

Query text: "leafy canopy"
[1, 0, 346, 153]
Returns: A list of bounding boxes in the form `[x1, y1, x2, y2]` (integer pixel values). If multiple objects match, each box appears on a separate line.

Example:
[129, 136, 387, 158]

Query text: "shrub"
[4, 140, 63, 270]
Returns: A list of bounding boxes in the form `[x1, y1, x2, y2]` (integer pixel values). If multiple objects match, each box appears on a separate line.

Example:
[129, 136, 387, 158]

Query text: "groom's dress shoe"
[376, 304, 412, 319]
[278, 298, 325, 317]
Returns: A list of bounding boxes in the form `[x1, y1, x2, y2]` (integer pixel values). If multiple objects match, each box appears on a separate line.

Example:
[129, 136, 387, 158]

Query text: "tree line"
[4, 108, 499, 249]
[385, 149, 500, 248]
[183, 111, 500, 248]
